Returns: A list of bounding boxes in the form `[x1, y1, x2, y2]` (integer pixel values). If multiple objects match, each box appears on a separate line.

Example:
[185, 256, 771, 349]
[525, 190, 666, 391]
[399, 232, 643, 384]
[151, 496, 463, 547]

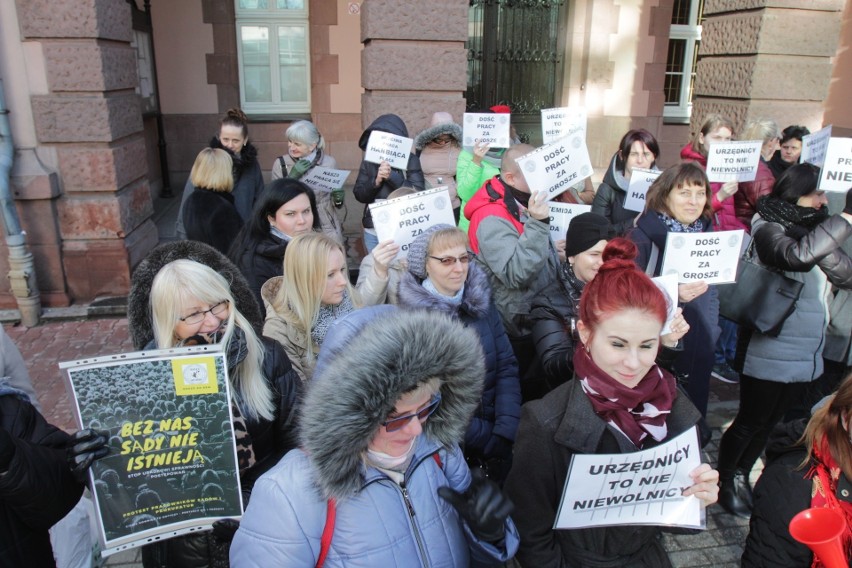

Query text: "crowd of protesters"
[4, 105, 852, 568]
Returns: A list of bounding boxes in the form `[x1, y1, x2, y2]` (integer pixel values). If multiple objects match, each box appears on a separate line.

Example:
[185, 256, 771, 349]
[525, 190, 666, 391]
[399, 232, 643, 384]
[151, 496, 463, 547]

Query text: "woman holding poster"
[630, 163, 719, 441]
[504, 238, 718, 568]
[716, 166, 852, 518]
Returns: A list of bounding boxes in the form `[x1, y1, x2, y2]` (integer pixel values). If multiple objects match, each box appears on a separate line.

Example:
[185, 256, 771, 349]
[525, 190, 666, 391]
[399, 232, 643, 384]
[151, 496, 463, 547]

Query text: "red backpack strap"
[316, 498, 336, 568]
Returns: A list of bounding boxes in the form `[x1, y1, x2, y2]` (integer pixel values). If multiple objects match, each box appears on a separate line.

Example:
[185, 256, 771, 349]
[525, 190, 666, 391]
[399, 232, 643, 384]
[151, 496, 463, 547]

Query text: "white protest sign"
[462, 113, 512, 148]
[515, 134, 594, 200]
[705, 140, 762, 183]
[548, 203, 592, 242]
[661, 230, 744, 285]
[800, 125, 832, 168]
[623, 168, 661, 213]
[368, 187, 456, 259]
[364, 130, 414, 170]
[554, 427, 702, 530]
[817, 137, 852, 192]
[300, 167, 351, 193]
[652, 274, 679, 335]
[541, 107, 587, 145]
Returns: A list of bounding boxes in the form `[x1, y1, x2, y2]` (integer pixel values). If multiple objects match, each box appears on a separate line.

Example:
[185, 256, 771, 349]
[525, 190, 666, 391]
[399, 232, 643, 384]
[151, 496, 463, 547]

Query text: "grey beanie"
[406, 223, 456, 279]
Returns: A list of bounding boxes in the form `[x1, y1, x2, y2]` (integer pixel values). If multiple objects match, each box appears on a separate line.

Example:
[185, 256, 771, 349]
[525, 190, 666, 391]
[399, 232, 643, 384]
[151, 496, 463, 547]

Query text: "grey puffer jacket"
[231, 307, 519, 567]
[743, 214, 852, 383]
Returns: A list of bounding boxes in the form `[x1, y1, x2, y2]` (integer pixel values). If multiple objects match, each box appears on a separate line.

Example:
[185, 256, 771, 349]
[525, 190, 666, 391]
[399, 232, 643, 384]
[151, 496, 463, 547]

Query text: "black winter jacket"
[353, 114, 424, 229]
[591, 152, 643, 235]
[229, 231, 288, 308]
[183, 189, 244, 255]
[0, 382, 83, 568]
[741, 419, 814, 567]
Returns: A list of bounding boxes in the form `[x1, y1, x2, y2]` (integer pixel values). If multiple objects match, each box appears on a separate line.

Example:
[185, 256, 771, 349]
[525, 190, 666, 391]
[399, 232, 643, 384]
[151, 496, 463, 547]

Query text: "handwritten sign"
[364, 130, 414, 170]
[541, 107, 587, 145]
[705, 140, 762, 183]
[300, 167, 351, 193]
[661, 230, 744, 285]
[515, 134, 594, 200]
[817, 137, 852, 192]
[548, 203, 592, 242]
[368, 187, 456, 259]
[623, 168, 661, 213]
[801, 125, 832, 168]
[554, 427, 702, 530]
[462, 113, 512, 148]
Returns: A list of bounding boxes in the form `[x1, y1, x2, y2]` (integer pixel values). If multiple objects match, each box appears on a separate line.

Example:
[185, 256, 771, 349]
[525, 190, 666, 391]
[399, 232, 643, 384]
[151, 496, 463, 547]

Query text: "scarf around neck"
[756, 195, 830, 239]
[656, 211, 704, 234]
[807, 436, 852, 567]
[573, 347, 676, 448]
[423, 277, 464, 306]
[311, 289, 355, 347]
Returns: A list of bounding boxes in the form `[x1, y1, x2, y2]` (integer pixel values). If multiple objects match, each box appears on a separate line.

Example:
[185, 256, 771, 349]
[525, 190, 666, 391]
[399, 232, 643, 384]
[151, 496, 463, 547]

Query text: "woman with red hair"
[505, 238, 719, 567]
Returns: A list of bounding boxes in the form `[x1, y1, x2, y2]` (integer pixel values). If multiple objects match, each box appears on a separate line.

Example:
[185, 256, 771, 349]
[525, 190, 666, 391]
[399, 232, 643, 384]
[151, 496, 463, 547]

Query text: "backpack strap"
[278, 156, 288, 177]
[315, 451, 443, 567]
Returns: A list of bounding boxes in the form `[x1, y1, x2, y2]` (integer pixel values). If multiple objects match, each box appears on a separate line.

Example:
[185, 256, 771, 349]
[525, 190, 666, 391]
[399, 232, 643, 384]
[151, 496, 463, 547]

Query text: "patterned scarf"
[573, 347, 676, 448]
[756, 195, 830, 240]
[656, 211, 705, 234]
[806, 436, 852, 567]
[310, 289, 355, 347]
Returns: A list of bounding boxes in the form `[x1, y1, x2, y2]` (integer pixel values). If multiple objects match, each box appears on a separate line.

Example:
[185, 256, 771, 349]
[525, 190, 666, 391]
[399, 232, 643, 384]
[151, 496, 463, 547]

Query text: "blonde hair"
[190, 148, 233, 192]
[691, 113, 735, 157]
[273, 233, 360, 360]
[741, 118, 781, 145]
[427, 227, 469, 257]
[150, 260, 274, 421]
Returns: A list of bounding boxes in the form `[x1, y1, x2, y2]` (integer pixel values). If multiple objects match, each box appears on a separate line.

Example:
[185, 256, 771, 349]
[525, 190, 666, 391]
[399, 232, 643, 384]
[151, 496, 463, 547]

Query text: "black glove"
[438, 468, 513, 542]
[845, 187, 852, 215]
[212, 518, 240, 542]
[67, 428, 109, 483]
[0, 428, 16, 473]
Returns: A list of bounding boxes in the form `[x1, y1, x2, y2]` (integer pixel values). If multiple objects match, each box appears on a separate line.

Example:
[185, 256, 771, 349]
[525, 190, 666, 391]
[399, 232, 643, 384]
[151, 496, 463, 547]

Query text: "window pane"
[671, 0, 690, 25]
[239, 0, 268, 9]
[278, 26, 307, 102]
[664, 39, 686, 104]
[277, 0, 305, 8]
[241, 26, 271, 102]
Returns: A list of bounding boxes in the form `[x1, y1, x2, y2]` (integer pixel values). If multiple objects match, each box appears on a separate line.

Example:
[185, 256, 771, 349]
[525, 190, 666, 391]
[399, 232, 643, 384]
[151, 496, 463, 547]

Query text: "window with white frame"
[235, 0, 311, 114]
[663, 0, 703, 123]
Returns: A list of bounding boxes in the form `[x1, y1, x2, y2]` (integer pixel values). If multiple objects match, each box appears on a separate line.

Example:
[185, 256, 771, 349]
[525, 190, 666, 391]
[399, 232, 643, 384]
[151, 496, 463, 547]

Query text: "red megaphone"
[789, 507, 848, 568]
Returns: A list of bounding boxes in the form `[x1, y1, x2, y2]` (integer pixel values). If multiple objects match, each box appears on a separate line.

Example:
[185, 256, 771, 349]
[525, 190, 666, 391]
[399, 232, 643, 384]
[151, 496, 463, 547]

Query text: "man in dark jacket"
[0, 379, 84, 567]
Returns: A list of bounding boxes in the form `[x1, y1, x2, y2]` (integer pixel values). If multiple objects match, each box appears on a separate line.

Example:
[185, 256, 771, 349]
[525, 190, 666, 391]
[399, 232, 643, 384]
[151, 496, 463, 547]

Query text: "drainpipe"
[0, 78, 41, 327]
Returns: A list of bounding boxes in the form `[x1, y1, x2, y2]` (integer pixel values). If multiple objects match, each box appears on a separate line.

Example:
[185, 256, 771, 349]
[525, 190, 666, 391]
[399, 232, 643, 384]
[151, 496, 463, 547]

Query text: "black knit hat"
[564, 212, 616, 257]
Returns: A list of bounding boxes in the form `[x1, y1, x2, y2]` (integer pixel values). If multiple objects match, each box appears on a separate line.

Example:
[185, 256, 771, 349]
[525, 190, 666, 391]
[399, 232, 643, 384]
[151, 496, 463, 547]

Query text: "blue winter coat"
[396, 264, 521, 459]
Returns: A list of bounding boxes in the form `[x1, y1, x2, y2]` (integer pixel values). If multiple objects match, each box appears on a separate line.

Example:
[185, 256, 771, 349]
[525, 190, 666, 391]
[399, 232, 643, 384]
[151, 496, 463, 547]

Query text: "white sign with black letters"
[515, 134, 594, 200]
[541, 107, 587, 145]
[817, 137, 852, 192]
[623, 168, 662, 213]
[368, 187, 456, 260]
[364, 131, 414, 170]
[554, 427, 702, 530]
[800, 125, 832, 168]
[548, 203, 592, 242]
[300, 167, 351, 193]
[462, 113, 512, 148]
[661, 230, 744, 285]
[705, 140, 762, 183]
[651, 274, 679, 335]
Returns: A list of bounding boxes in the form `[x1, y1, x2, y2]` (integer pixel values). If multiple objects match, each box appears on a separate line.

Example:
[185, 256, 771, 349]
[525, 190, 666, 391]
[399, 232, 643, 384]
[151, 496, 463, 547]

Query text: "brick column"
[360, 0, 468, 133]
[692, 0, 845, 134]
[16, 0, 158, 302]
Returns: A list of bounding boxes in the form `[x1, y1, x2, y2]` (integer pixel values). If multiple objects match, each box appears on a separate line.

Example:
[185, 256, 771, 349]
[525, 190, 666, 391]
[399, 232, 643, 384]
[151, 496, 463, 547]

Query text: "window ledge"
[245, 113, 313, 123]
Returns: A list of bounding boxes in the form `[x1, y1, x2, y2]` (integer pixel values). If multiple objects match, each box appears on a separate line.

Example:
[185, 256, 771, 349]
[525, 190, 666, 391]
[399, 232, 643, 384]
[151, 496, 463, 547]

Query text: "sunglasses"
[381, 394, 442, 432]
[428, 253, 474, 266]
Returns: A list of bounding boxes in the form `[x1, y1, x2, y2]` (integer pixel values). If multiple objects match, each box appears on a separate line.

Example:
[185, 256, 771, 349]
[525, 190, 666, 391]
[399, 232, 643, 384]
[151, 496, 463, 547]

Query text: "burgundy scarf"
[806, 437, 852, 567]
[573, 347, 676, 448]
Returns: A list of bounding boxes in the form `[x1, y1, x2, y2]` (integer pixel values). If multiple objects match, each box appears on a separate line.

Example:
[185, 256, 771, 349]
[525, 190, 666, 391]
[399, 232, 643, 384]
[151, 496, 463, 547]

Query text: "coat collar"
[397, 262, 491, 319]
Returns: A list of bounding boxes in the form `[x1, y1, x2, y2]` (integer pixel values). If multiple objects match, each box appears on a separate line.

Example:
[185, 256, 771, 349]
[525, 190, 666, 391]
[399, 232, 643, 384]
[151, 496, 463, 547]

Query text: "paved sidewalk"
[4, 317, 751, 568]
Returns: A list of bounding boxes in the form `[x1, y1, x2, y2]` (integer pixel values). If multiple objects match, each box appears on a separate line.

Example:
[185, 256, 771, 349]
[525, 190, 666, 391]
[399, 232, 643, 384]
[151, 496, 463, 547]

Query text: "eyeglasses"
[178, 301, 229, 325]
[381, 394, 442, 432]
[433, 136, 453, 145]
[428, 252, 474, 266]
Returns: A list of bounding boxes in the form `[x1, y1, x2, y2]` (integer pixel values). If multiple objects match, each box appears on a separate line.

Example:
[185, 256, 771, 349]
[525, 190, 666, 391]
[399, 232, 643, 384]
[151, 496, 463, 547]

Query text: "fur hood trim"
[0, 377, 30, 403]
[301, 306, 485, 500]
[209, 137, 259, 175]
[128, 241, 263, 350]
[414, 122, 463, 151]
[397, 262, 491, 319]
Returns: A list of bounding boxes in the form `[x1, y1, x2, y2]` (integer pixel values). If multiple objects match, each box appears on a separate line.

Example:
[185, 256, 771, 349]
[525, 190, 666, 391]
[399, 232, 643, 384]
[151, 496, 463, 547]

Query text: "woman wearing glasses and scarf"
[231, 306, 518, 567]
[397, 225, 521, 483]
[126, 240, 301, 568]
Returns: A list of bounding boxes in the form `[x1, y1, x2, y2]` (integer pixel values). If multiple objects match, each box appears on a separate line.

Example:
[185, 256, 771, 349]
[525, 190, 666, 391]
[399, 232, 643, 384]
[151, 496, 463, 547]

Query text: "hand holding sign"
[661, 230, 744, 284]
[371, 240, 401, 278]
[463, 113, 511, 149]
[527, 191, 551, 221]
[682, 463, 720, 507]
[364, 131, 414, 170]
[515, 134, 593, 200]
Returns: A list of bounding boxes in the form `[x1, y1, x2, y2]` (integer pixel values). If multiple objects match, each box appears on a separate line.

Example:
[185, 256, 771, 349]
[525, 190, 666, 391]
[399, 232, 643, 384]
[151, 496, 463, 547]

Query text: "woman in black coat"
[228, 179, 321, 306]
[183, 148, 243, 255]
[127, 240, 301, 568]
[397, 224, 521, 482]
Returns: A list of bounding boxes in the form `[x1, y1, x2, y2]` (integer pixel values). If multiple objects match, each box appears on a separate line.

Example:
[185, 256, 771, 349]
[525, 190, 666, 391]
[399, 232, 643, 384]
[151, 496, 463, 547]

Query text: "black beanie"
[564, 212, 616, 257]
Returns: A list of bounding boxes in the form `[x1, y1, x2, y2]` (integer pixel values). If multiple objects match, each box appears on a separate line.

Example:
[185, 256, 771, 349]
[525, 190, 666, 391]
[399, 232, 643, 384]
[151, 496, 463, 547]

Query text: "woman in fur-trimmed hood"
[397, 224, 520, 482]
[414, 112, 464, 221]
[231, 306, 519, 567]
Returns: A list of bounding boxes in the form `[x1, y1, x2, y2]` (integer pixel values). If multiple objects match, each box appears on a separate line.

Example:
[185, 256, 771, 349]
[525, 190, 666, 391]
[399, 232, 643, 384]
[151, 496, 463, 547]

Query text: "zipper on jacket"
[398, 480, 430, 568]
